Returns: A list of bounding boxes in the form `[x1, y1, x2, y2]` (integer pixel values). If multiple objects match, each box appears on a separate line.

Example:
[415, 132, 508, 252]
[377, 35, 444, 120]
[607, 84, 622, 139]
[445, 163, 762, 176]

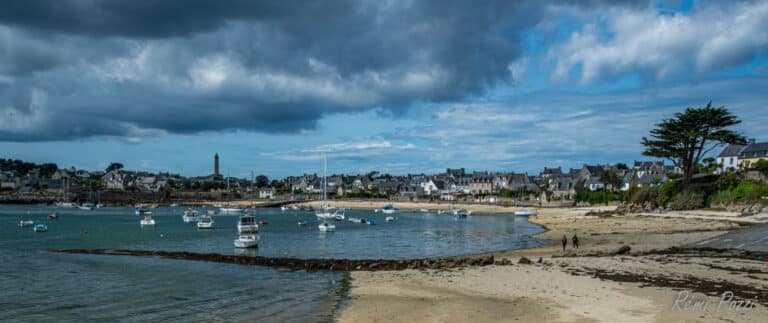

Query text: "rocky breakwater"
[50, 249, 497, 272]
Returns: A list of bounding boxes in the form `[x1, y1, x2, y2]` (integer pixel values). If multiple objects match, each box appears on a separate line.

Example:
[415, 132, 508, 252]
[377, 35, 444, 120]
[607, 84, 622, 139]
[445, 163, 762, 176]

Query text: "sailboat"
[316, 152, 343, 229]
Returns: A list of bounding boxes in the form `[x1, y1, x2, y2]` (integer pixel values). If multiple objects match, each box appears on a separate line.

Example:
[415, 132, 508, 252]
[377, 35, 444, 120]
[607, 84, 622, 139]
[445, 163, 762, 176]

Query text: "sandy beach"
[338, 205, 768, 322]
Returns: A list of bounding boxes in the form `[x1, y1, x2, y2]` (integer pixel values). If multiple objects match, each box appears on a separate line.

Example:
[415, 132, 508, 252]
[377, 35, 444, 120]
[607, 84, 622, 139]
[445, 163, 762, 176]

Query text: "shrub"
[575, 191, 624, 205]
[660, 180, 681, 207]
[668, 191, 705, 210]
[629, 186, 662, 208]
[716, 172, 741, 190]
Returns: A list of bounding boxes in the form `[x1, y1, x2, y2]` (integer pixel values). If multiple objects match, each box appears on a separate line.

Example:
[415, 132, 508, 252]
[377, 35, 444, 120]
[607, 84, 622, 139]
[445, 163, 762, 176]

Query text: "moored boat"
[219, 207, 244, 214]
[381, 204, 398, 214]
[18, 220, 34, 227]
[237, 215, 259, 234]
[55, 202, 76, 208]
[197, 215, 214, 229]
[182, 209, 200, 223]
[318, 222, 335, 232]
[134, 205, 151, 215]
[140, 215, 155, 226]
[348, 217, 366, 224]
[514, 209, 538, 217]
[48, 213, 59, 221]
[385, 216, 395, 222]
[33, 224, 48, 232]
[234, 234, 258, 248]
[453, 209, 470, 218]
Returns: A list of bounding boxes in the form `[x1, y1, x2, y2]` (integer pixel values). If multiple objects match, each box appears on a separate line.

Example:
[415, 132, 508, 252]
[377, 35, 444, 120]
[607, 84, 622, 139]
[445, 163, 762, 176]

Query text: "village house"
[633, 161, 666, 177]
[469, 175, 494, 195]
[258, 187, 276, 199]
[716, 142, 746, 173]
[738, 140, 768, 169]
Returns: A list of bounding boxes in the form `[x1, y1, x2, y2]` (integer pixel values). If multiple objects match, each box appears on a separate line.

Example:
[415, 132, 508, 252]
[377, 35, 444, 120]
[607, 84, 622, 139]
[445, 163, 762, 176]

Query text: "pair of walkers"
[561, 234, 579, 251]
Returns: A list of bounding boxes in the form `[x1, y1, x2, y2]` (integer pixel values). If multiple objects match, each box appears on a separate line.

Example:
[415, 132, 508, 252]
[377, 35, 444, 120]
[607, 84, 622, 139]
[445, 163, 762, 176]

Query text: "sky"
[1, 0, 767, 179]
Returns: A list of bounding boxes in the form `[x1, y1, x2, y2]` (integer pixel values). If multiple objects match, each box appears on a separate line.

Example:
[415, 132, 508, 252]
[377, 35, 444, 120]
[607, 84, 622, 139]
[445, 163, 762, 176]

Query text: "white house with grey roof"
[717, 143, 747, 174]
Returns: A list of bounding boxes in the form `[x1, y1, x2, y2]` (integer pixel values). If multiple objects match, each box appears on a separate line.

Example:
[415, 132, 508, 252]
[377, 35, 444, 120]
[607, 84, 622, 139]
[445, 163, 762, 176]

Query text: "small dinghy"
[385, 216, 395, 222]
[318, 222, 335, 232]
[47, 213, 59, 221]
[18, 220, 34, 227]
[33, 224, 48, 232]
[297, 220, 307, 226]
[258, 220, 268, 225]
[514, 209, 538, 217]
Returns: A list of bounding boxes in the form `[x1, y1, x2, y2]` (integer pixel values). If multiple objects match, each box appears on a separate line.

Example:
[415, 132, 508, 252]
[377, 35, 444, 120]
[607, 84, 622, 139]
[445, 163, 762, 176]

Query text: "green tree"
[641, 102, 746, 184]
[616, 163, 629, 170]
[39, 163, 58, 177]
[599, 171, 622, 192]
[255, 175, 269, 188]
[754, 159, 768, 177]
[106, 162, 124, 172]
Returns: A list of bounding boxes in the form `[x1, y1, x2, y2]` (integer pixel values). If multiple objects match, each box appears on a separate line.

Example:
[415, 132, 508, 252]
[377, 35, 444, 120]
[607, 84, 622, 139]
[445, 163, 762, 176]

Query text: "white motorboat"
[169, 203, 178, 207]
[206, 210, 216, 216]
[381, 204, 398, 214]
[78, 204, 94, 211]
[420, 209, 429, 213]
[18, 220, 34, 227]
[318, 222, 335, 232]
[280, 206, 288, 211]
[453, 209, 470, 218]
[385, 216, 395, 222]
[140, 215, 155, 226]
[219, 207, 244, 214]
[33, 224, 48, 232]
[182, 209, 200, 223]
[234, 234, 258, 248]
[237, 215, 259, 234]
[56, 202, 76, 208]
[514, 209, 538, 217]
[197, 215, 214, 229]
[47, 213, 59, 221]
[134, 205, 151, 215]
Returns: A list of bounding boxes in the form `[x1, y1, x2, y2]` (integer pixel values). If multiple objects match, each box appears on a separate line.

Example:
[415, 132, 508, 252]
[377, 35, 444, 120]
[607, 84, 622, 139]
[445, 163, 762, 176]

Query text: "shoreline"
[339, 206, 768, 322]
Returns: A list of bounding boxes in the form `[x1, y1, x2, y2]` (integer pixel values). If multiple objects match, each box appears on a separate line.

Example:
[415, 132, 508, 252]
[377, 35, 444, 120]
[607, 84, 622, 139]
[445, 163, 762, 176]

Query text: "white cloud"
[549, 2, 768, 83]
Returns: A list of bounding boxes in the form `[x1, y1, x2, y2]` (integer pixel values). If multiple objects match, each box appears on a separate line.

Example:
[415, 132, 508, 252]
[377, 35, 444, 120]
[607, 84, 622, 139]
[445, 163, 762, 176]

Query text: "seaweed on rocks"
[49, 249, 497, 272]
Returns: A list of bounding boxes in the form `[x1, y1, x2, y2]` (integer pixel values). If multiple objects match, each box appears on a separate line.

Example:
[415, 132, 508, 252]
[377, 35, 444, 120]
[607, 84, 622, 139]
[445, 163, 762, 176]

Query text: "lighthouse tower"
[214, 153, 220, 177]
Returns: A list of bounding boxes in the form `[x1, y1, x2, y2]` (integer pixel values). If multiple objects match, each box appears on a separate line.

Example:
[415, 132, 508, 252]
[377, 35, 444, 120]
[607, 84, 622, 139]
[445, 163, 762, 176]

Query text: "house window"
[730, 157, 733, 164]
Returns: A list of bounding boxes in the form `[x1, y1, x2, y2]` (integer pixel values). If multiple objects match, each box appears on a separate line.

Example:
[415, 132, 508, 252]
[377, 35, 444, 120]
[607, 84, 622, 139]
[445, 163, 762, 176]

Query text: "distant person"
[572, 234, 579, 250]
[561, 235, 568, 251]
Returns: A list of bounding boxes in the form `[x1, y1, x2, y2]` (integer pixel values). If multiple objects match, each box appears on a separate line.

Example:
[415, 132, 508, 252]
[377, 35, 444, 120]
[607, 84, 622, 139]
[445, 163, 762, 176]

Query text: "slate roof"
[718, 144, 747, 157]
[740, 142, 768, 158]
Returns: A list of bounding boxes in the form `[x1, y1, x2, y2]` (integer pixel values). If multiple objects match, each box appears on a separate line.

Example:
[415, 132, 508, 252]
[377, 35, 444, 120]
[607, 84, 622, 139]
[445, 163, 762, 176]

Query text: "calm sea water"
[0, 205, 546, 321]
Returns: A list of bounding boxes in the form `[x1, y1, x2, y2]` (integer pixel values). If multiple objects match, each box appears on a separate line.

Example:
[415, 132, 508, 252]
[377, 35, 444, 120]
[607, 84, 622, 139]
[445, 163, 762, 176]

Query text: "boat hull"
[234, 235, 258, 248]
[318, 223, 336, 232]
[197, 222, 214, 229]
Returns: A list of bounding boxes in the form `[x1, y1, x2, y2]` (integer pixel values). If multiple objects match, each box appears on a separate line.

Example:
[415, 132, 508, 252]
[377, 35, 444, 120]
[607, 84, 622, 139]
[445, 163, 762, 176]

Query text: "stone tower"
[214, 153, 220, 177]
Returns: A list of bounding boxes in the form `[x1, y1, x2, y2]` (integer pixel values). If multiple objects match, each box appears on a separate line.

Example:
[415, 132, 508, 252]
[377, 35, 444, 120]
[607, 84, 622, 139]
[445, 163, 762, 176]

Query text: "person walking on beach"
[561, 235, 568, 251]
[572, 234, 579, 250]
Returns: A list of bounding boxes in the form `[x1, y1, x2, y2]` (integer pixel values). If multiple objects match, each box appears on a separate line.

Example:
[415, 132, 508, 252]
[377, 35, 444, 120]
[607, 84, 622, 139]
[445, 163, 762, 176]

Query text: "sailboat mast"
[323, 152, 327, 202]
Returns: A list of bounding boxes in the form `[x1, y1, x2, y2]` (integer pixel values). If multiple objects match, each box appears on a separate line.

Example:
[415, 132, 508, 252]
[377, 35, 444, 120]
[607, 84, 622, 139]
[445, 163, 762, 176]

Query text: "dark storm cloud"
[0, 0, 646, 141]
